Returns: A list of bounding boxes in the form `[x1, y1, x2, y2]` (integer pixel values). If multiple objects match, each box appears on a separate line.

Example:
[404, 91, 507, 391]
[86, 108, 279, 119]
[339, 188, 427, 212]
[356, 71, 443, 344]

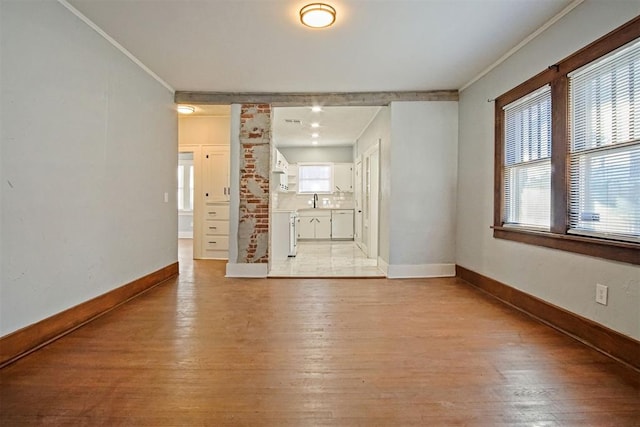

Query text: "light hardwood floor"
[1, 245, 638, 425]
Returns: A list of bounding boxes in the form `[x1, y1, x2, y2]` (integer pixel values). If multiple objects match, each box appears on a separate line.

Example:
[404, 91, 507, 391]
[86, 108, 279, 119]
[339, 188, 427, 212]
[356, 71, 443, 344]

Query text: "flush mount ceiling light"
[311, 106, 323, 112]
[300, 3, 336, 28]
[311, 122, 320, 128]
[177, 105, 195, 114]
[312, 133, 319, 138]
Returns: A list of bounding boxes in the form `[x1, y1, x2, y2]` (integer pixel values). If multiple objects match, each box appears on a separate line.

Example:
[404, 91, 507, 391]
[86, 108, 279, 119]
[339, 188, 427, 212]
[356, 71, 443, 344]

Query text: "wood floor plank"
[1, 249, 638, 426]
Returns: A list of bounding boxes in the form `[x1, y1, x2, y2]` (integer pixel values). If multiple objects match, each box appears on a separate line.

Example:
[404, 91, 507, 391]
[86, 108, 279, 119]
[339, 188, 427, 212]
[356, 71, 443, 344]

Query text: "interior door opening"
[267, 106, 385, 277]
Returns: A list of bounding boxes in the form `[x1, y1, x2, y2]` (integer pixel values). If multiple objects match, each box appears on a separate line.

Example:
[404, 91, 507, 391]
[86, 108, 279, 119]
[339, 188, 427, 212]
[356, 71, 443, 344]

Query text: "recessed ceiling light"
[177, 105, 195, 114]
[312, 133, 319, 138]
[311, 106, 322, 112]
[312, 140, 318, 145]
[300, 3, 336, 29]
[311, 122, 320, 128]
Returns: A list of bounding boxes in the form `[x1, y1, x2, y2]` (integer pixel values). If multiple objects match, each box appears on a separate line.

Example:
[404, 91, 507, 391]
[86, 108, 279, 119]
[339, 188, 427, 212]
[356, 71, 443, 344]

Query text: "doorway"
[267, 106, 384, 277]
[178, 151, 195, 239]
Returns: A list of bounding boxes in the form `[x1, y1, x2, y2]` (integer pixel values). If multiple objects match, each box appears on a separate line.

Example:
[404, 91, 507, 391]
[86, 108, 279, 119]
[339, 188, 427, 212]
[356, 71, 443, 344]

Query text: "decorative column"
[237, 104, 271, 263]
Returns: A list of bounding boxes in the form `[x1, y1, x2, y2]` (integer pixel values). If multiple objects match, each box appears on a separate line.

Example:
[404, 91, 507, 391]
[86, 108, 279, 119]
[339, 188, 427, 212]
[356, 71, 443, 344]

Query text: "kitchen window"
[493, 16, 639, 265]
[298, 163, 333, 194]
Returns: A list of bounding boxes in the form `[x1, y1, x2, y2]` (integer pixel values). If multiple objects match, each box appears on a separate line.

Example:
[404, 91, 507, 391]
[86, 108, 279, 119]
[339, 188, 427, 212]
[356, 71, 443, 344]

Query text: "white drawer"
[204, 236, 229, 251]
[205, 204, 229, 220]
[204, 220, 229, 236]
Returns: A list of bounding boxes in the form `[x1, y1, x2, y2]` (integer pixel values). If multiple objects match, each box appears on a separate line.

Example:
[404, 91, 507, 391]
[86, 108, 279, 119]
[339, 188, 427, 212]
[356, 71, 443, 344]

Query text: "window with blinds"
[503, 85, 552, 229]
[568, 39, 640, 242]
[298, 163, 333, 193]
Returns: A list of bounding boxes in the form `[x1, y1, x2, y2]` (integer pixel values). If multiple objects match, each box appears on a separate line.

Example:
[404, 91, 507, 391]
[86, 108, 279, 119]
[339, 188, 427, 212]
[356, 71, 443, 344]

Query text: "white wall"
[456, 0, 640, 339]
[356, 107, 391, 263]
[0, 1, 177, 336]
[178, 115, 231, 146]
[388, 102, 458, 277]
[279, 146, 353, 163]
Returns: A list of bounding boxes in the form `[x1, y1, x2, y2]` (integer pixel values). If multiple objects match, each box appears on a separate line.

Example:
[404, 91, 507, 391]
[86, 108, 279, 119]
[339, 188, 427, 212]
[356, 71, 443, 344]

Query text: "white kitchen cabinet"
[331, 209, 354, 240]
[199, 145, 230, 259]
[333, 163, 353, 192]
[298, 210, 331, 239]
[298, 215, 316, 239]
[315, 214, 332, 239]
[202, 202, 229, 259]
[273, 149, 289, 174]
[202, 146, 230, 202]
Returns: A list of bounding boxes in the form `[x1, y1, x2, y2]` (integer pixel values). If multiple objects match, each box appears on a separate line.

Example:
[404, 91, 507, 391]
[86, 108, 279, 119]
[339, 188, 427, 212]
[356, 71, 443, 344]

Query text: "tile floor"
[269, 240, 385, 277]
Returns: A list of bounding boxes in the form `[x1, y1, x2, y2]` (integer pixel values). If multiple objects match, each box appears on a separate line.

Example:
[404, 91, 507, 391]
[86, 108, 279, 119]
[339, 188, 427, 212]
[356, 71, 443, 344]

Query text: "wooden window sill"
[492, 226, 639, 265]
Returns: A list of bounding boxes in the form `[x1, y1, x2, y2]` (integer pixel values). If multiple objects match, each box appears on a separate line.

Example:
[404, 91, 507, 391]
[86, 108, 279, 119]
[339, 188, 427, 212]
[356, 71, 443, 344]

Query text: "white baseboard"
[225, 262, 268, 278]
[387, 263, 455, 279]
[377, 257, 389, 275]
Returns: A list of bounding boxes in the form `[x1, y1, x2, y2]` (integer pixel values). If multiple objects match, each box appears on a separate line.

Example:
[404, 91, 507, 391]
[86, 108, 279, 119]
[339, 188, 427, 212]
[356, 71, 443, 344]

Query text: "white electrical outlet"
[164, 192, 169, 203]
[595, 284, 608, 305]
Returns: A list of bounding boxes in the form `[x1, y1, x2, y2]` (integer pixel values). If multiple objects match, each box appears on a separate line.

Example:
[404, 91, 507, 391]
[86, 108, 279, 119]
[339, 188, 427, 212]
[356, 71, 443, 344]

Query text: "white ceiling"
[67, 0, 574, 93]
[68, 0, 574, 148]
[272, 106, 381, 147]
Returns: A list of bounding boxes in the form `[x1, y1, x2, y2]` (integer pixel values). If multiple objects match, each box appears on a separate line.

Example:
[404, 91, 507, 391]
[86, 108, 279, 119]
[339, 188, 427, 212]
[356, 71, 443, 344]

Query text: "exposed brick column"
[237, 104, 271, 263]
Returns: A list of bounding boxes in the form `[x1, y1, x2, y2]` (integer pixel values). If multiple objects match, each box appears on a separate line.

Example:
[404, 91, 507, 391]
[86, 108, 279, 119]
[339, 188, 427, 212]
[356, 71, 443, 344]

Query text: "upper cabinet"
[273, 149, 289, 174]
[202, 146, 230, 202]
[333, 163, 353, 192]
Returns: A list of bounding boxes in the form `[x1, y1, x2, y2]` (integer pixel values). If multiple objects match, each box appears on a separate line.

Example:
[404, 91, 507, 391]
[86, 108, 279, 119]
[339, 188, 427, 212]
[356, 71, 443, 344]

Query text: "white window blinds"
[568, 38, 640, 242]
[503, 85, 552, 229]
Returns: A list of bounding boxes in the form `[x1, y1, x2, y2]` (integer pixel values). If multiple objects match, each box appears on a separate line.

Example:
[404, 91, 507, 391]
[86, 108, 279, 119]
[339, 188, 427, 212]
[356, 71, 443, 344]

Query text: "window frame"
[493, 16, 640, 265]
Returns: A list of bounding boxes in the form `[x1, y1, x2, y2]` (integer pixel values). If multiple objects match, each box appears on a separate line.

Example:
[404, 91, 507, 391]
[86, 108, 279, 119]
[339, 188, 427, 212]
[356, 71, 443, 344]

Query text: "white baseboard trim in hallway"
[226, 262, 268, 278]
[387, 263, 456, 279]
[377, 257, 389, 275]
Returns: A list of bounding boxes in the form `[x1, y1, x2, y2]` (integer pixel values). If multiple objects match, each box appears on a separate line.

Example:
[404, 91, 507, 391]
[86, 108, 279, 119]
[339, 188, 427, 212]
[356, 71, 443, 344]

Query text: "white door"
[368, 149, 379, 260]
[354, 157, 363, 250]
[363, 156, 370, 253]
[362, 142, 379, 260]
[202, 146, 230, 203]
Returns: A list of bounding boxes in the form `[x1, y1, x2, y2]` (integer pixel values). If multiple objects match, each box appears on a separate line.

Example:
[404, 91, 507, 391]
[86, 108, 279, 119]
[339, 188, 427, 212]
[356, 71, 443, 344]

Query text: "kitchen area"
[269, 106, 383, 277]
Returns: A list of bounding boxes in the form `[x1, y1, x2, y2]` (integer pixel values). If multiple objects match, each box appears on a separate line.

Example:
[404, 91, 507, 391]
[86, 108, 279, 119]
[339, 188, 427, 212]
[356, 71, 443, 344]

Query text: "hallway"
[1, 257, 638, 425]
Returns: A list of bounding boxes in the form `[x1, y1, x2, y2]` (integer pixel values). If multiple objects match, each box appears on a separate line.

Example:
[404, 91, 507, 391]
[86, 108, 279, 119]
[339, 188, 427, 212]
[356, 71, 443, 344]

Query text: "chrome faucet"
[313, 193, 318, 208]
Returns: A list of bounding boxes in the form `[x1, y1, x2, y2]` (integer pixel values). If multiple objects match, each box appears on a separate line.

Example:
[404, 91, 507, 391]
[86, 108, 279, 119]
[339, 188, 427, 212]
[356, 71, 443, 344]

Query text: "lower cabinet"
[331, 209, 354, 239]
[298, 210, 331, 239]
[201, 202, 229, 259]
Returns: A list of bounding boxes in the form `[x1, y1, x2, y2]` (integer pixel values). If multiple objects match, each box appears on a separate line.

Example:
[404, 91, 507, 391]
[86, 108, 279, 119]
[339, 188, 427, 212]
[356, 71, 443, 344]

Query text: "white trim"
[386, 263, 456, 279]
[459, 0, 584, 92]
[377, 257, 389, 275]
[178, 232, 193, 239]
[355, 107, 383, 141]
[57, 0, 174, 93]
[225, 263, 268, 278]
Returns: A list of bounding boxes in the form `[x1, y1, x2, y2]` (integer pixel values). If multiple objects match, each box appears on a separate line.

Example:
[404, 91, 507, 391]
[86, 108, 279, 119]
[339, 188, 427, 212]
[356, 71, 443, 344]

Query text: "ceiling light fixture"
[311, 106, 323, 112]
[312, 133, 319, 138]
[312, 140, 318, 145]
[177, 105, 195, 114]
[300, 3, 336, 29]
[311, 122, 320, 128]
